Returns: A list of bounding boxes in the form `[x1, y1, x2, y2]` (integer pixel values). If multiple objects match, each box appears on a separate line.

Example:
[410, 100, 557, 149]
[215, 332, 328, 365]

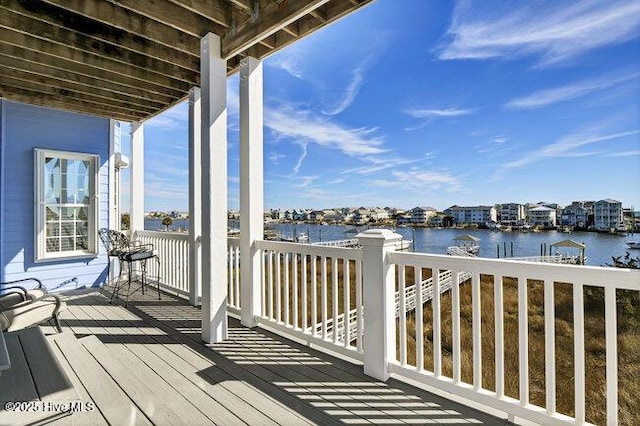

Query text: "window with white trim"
[35, 149, 99, 261]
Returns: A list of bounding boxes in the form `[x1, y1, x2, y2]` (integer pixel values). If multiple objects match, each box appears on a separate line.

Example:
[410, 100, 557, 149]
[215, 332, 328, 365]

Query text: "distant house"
[353, 208, 372, 225]
[309, 210, 326, 222]
[499, 203, 525, 225]
[371, 208, 390, 221]
[444, 205, 497, 225]
[594, 199, 623, 230]
[409, 206, 437, 224]
[323, 209, 342, 223]
[561, 201, 592, 228]
[270, 209, 286, 220]
[528, 206, 557, 227]
[428, 215, 445, 227]
[396, 214, 412, 225]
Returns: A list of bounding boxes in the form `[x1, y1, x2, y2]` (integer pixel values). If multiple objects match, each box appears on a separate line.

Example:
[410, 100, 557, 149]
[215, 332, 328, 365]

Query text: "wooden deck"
[3, 284, 510, 425]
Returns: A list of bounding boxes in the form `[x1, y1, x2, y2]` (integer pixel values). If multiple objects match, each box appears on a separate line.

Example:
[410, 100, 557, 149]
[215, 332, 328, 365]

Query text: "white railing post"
[357, 229, 402, 381]
[188, 87, 202, 306]
[239, 57, 264, 327]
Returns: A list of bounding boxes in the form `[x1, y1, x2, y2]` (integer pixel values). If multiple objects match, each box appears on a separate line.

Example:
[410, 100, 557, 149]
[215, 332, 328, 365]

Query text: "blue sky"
[122, 0, 640, 212]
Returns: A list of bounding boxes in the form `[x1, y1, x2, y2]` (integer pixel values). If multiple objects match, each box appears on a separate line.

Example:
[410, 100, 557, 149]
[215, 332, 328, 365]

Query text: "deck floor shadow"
[48, 284, 511, 425]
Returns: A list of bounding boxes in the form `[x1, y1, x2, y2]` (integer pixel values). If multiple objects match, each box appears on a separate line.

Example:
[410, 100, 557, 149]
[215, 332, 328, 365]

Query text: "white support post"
[239, 57, 264, 327]
[188, 87, 202, 307]
[107, 120, 122, 285]
[200, 33, 228, 344]
[130, 121, 145, 235]
[357, 229, 402, 381]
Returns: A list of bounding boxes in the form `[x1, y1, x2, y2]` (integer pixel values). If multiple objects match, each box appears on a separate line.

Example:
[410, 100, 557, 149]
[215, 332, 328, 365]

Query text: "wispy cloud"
[294, 175, 319, 188]
[604, 150, 640, 157]
[506, 72, 639, 109]
[265, 106, 386, 157]
[340, 157, 420, 176]
[369, 170, 463, 193]
[437, 0, 640, 66]
[495, 128, 640, 179]
[269, 29, 389, 116]
[145, 102, 188, 130]
[269, 153, 286, 164]
[291, 142, 308, 175]
[404, 108, 474, 119]
[403, 107, 474, 131]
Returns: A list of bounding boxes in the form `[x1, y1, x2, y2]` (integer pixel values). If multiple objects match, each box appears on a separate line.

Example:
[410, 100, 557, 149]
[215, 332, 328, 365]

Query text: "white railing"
[135, 230, 189, 296]
[227, 237, 241, 314]
[323, 269, 472, 342]
[255, 240, 365, 361]
[134, 229, 638, 425]
[311, 238, 359, 248]
[387, 250, 640, 426]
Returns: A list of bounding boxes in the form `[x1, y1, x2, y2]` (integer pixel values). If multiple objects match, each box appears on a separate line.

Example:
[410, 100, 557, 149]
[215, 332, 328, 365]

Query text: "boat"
[626, 241, 640, 249]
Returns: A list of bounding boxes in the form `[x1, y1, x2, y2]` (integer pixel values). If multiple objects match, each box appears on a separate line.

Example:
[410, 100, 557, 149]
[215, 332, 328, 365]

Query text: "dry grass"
[398, 272, 639, 425]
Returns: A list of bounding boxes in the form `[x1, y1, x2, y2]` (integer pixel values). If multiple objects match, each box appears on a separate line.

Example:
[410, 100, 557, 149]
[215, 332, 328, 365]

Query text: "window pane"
[46, 206, 60, 221]
[46, 237, 60, 253]
[75, 236, 88, 250]
[77, 207, 88, 221]
[46, 224, 60, 237]
[60, 237, 74, 251]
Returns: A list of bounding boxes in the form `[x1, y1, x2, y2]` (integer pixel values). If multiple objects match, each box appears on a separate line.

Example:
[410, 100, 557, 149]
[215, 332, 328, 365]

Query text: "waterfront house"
[499, 203, 526, 226]
[594, 199, 624, 230]
[528, 206, 557, 227]
[561, 201, 593, 228]
[0, 2, 638, 426]
[409, 206, 437, 224]
[444, 205, 497, 226]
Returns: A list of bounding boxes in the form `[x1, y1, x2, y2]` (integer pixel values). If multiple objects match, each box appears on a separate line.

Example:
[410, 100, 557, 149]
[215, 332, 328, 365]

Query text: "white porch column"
[130, 121, 144, 234]
[357, 229, 402, 381]
[188, 87, 202, 307]
[200, 33, 228, 343]
[239, 57, 264, 327]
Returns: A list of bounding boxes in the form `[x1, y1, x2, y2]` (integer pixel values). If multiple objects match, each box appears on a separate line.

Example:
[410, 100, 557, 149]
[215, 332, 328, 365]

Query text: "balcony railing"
[135, 230, 190, 297]
[132, 228, 640, 425]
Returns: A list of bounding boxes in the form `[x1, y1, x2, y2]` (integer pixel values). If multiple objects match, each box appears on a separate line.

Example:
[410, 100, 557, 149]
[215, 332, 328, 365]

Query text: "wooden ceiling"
[0, 0, 373, 121]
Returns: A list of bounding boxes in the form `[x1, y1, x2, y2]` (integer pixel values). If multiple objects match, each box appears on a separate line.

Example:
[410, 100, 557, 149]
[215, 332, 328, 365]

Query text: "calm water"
[145, 219, 636, 267]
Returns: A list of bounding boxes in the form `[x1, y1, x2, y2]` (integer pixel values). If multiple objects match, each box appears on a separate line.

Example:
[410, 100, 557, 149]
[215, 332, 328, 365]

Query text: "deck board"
[25, 284, 510, 425]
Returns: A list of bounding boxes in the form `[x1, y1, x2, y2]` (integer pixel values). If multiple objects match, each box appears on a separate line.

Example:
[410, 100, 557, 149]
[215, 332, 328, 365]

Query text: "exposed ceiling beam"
[0, 85, 149, 121]
[0, 7, 199, 82]
[109, 0, 227, 38]
[166, 0, 233, 28]
[39, 0, 200, 56]
[0, 53, 177, 105]
[0, 68, 166, 111]
[0, 30, 196, 92]
[2, 1, 198, 72]
[222, 0, 331, 59]
[0, 75, 160, 114]
[0, 44, 186, 99]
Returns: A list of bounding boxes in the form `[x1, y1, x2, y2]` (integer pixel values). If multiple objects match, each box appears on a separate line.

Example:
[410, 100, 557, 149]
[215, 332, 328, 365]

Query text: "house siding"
[0, 100, 110, 290]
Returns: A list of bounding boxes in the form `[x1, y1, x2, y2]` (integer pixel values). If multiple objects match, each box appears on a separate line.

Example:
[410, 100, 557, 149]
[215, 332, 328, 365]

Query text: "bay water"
[145, 219, 636, 267]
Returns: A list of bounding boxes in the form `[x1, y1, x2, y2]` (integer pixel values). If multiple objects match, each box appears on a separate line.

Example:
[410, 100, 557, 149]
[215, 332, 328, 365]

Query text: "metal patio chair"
[98, 228, 161, 306]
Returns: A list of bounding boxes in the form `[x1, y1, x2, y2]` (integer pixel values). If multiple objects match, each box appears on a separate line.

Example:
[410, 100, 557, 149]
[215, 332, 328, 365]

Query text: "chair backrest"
[98, 228, 130, 256]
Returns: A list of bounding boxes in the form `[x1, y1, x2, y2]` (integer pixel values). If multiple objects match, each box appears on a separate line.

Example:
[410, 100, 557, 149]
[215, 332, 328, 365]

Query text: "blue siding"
[0, 100, 110, 291]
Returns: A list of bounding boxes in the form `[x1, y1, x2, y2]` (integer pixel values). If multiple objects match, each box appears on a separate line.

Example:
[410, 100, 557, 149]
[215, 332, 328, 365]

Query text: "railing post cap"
[356, 229, 403, 247]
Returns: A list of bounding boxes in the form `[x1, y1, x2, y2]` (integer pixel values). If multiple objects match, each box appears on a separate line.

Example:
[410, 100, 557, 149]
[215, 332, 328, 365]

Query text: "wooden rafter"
[0, 0, 374, 121]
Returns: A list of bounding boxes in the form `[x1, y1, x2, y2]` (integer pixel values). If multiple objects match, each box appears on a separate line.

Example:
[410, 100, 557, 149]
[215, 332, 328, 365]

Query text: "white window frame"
[34, 149, 99, 262]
